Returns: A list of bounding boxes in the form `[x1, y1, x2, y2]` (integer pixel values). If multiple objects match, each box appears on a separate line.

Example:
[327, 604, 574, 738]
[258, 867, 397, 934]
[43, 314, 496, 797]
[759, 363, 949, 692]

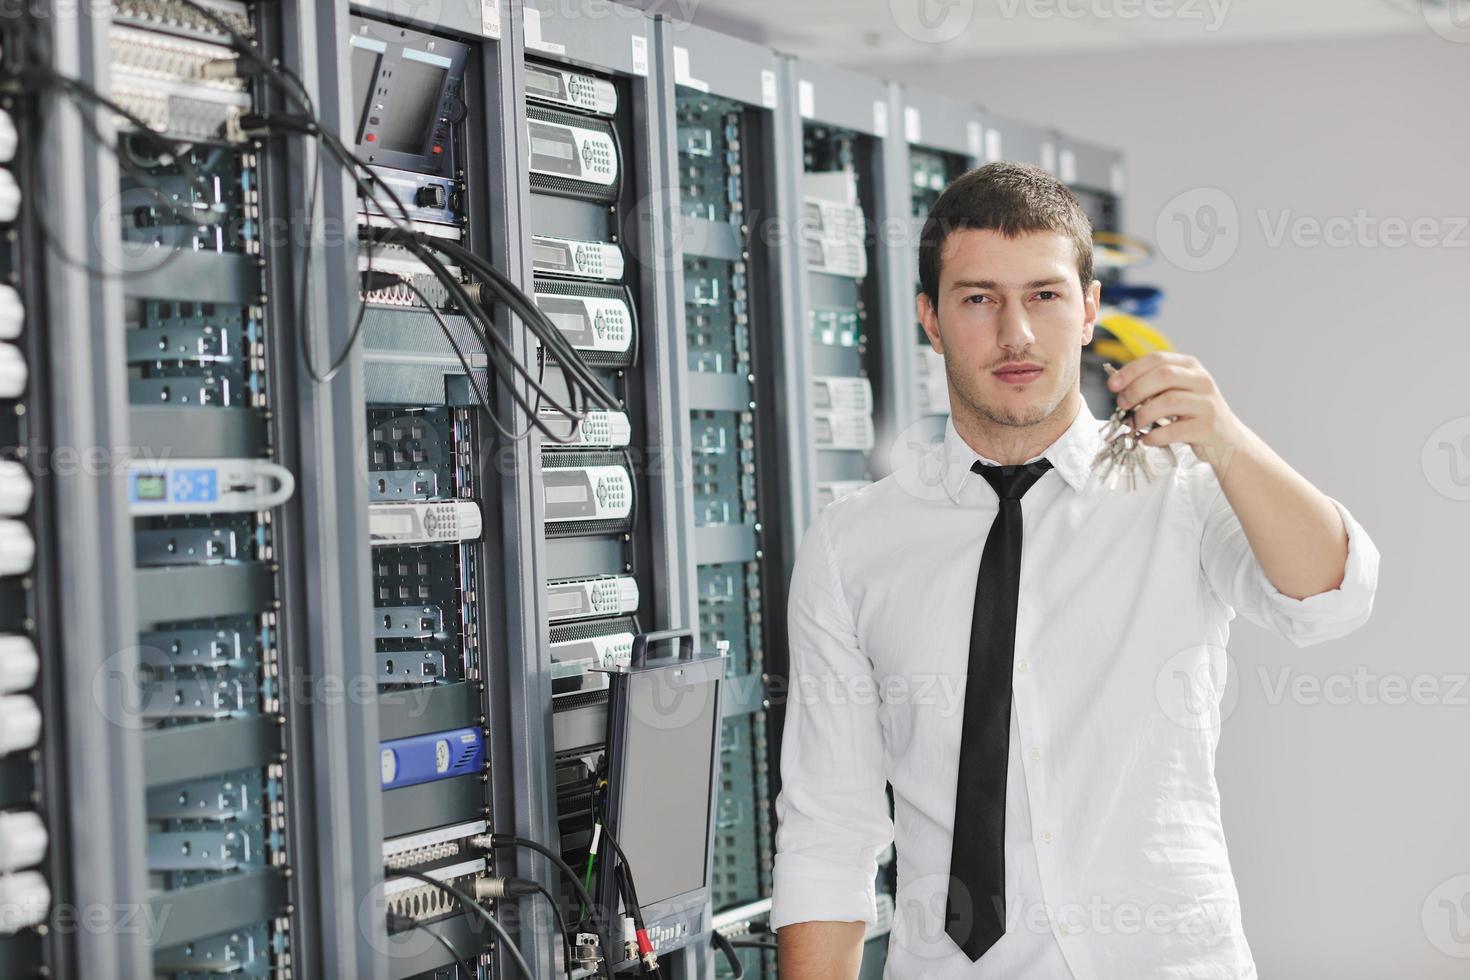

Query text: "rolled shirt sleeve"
[770, 509, 894, 930]
[1199, 478, 1381, 647]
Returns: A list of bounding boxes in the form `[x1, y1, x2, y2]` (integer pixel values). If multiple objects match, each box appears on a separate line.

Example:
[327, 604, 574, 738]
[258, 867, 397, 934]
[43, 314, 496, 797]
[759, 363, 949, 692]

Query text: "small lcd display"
[526, 67, 565, 99]
[133, 474, 167, 501]
[379, 56, 447, 154]
[546, 485, 589, 505]
[533, 242, 570, 269]
[531, 134, 575, 161]
[548, 591, 585, 614]
[548, 310, 588, 336]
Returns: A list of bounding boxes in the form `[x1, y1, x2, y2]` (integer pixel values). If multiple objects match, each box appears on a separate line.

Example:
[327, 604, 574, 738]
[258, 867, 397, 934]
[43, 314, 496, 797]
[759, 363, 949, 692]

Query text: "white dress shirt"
[770, 396, 1380, 979]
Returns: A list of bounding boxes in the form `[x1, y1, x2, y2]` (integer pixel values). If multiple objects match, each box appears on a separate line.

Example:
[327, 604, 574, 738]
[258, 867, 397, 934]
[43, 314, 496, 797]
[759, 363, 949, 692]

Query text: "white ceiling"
[673, 0, 1459, 64]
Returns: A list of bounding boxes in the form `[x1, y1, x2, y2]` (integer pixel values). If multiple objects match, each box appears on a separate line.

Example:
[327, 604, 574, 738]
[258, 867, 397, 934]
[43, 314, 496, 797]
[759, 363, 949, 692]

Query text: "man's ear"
[917, 292, 944, 354]
[1080, 278, 1102, 347]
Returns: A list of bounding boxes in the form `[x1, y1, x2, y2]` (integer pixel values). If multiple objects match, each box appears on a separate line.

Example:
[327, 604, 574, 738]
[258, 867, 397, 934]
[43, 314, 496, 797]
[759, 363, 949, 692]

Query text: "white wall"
[880, 34, 1470, 980]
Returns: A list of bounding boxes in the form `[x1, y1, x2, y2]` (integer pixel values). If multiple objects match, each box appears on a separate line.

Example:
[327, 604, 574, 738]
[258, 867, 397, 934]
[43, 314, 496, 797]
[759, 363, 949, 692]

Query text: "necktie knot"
[972, 458, 1053, 500]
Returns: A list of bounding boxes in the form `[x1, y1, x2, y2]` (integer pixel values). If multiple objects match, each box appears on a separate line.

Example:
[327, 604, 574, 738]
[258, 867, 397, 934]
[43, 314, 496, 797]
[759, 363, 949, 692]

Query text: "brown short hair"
[918, 161, 1094, 307]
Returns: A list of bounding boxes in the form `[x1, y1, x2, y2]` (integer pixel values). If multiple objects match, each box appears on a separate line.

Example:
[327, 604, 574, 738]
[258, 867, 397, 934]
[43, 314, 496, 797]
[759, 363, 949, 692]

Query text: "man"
[771, 162, 1379, 979]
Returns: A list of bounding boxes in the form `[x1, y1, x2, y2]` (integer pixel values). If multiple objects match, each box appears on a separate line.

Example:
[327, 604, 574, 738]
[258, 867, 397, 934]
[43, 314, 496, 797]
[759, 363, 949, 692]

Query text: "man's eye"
[1035, 291, 1059, 301]
[964, 294, 991, 305]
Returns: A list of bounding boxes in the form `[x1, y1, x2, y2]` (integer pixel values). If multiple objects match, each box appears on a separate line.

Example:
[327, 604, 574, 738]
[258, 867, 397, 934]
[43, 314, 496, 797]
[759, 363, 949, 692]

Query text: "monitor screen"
[349, 44, 381, 143]
[379, 55, 447, 155]
[614, 664, 720, 906]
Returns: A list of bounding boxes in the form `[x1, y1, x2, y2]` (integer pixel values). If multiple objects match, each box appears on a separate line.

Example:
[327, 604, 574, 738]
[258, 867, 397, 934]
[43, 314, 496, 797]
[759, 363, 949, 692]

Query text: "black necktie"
[945, 457, 1053, 961]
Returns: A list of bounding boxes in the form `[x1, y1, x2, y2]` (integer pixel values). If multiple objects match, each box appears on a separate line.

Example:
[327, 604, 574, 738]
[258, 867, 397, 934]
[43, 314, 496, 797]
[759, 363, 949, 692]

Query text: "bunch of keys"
[1091, 363, 1178, 491]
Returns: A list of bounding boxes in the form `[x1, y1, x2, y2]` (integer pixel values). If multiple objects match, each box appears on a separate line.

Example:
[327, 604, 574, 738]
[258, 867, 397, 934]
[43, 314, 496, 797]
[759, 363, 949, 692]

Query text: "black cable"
[401, 278, 525, 441]
[710, 930, 745, 979]
[489, 834, 615, 979]
[387, 912, 471, 980]
[728, 939, 779, 952]
[386, 870, 533, 980]
[490, 836, 599, 929]
[598, 821, 659, 977]
[525, 877, 576, 980]
[425, 237, 619, 412]
[404, 244, 587, 443]
[392, 234, 604, 441]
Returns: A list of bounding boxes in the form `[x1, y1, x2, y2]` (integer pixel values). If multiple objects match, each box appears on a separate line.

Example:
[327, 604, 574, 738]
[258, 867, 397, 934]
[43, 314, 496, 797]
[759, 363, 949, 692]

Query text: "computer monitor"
[598, 630, 724, 965]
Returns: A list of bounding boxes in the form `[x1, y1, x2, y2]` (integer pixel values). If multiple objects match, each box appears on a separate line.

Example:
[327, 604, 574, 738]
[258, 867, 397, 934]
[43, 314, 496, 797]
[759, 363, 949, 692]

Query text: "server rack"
[771, 52, 910, 980]
[648, 22, 798, 980]
[517, 3, 705, 977]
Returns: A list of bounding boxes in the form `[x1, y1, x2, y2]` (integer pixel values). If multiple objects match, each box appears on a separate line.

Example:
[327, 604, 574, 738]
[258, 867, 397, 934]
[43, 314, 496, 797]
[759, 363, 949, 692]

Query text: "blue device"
[379, 727, 484, 790]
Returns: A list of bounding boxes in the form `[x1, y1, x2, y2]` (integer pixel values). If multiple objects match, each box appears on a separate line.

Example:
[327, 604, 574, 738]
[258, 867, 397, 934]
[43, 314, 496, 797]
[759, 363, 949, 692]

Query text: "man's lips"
[993, 363, 1044, 385]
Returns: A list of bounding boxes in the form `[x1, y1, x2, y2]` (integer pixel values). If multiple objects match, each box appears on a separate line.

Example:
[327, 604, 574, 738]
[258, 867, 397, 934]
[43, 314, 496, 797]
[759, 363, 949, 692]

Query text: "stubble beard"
[947, 352, 1078, 432]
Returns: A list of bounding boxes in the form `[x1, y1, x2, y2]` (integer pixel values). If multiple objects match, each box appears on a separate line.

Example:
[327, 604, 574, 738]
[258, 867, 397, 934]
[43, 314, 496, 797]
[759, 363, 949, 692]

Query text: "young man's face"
[917, 228, 1100, 430]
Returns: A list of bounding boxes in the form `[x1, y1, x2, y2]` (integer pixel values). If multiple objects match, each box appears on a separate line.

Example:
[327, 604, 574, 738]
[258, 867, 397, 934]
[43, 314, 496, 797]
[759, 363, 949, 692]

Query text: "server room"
[0, 1, 1458, 978]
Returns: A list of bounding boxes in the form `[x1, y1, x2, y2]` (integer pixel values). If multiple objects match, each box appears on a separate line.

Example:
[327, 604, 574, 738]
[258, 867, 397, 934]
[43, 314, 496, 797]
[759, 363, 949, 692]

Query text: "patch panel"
[382, 819, 489, 871]
[359, 245, 459, 308]
[107, 24, 251, 141]
[383, 858, 488, 923]
[110, 0, 254, 42]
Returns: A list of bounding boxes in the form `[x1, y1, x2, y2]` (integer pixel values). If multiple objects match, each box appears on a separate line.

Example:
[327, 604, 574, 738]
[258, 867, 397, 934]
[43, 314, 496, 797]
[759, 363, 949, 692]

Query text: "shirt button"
[1041, 831, 1054, 843]
[1016, 661, 1029, 673]
[1030, 749, 1042, 761]
[1059, 924, 1072, 936]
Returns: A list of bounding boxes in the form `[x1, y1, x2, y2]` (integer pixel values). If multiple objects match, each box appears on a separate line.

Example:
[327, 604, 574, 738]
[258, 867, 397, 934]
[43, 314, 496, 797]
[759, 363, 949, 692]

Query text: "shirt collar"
[939, 397, 1101, 502]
